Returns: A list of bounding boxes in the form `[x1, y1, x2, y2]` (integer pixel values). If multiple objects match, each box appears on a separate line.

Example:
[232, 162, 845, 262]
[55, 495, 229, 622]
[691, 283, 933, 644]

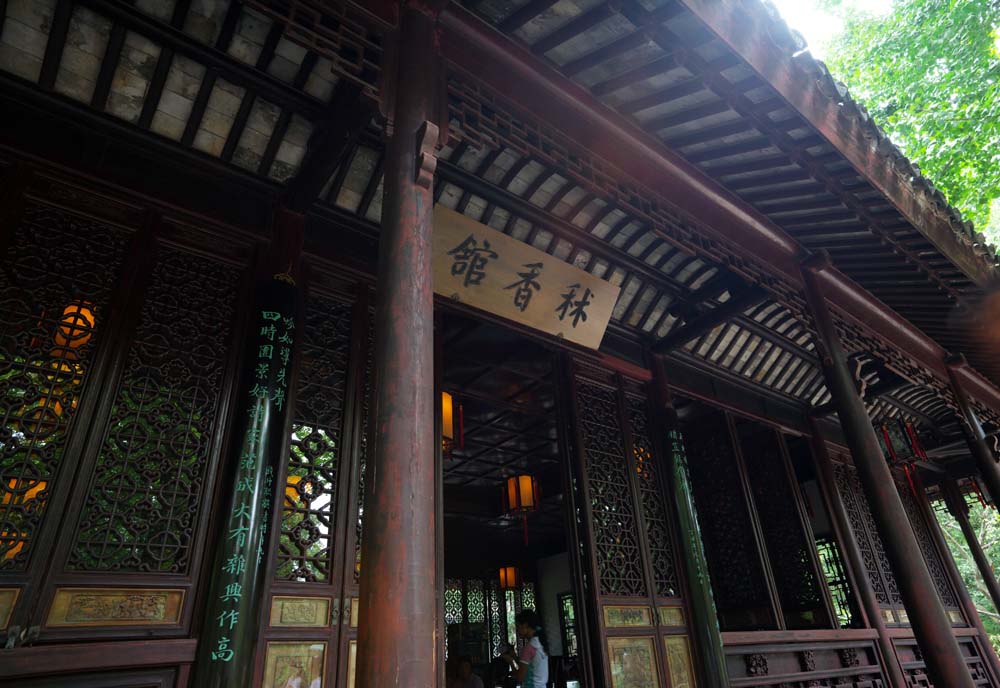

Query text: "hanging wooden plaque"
[433, 205, 620, 350]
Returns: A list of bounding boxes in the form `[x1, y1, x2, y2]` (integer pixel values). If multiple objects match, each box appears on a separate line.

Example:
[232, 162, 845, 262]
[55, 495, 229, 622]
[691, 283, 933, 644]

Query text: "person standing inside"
[501, 609, 548, 688]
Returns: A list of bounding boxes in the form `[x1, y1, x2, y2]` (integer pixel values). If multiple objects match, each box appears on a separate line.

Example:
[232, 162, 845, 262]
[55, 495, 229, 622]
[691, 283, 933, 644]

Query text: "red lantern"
[499, 566, 520, 590]
[503, 475, 539, 545]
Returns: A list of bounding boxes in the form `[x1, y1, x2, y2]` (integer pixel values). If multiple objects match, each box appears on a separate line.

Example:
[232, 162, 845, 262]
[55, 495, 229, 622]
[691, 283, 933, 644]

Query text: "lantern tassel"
[523, 513, 529, 547]
[903, 463, 918, 498]
[458, 403, 465, 450]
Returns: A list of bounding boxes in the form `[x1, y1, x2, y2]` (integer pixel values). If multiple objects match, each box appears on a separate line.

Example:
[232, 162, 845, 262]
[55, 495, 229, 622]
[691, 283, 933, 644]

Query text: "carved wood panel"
[834, 463, 902, 611]
[624, 392, 678, 598]
[0, 202, 130, 570]
[724, 639, 888, 687]
[683, 411, 773, 629]
[739, 425, 828, 628]
[896, 481, 959, 609]
[574, 375, 646, 597]
[275, 293, 354, 582]
[70, 245, 242, 573]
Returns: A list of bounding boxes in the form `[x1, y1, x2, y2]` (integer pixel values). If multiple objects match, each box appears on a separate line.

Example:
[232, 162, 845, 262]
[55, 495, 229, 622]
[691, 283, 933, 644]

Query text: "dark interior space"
[440, 313, 581, 687]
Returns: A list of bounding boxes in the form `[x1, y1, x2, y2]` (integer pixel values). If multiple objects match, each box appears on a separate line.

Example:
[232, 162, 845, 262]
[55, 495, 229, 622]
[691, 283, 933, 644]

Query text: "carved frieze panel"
[46, 587, 184, 626]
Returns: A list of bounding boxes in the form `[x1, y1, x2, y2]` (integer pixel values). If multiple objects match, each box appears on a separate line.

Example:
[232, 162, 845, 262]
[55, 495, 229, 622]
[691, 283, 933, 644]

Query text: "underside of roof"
[1, 0, 998, 458]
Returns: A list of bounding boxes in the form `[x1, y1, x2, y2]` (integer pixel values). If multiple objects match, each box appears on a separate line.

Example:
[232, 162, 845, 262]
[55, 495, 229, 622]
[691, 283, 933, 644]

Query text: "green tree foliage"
[820, 0, 1000, 244]
[933, 500, 1000, 651]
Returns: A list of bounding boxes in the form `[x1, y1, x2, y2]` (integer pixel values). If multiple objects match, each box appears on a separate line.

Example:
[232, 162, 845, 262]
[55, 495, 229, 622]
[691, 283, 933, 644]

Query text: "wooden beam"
[653, 287, 767, 353]
[76, 0, 328, 119]
[38, 0, 74, 90]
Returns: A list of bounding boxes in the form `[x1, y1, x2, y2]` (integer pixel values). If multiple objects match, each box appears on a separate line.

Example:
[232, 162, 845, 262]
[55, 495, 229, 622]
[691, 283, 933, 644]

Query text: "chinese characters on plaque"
[433, 205, 619, 350]
[210, 308, 294, 664]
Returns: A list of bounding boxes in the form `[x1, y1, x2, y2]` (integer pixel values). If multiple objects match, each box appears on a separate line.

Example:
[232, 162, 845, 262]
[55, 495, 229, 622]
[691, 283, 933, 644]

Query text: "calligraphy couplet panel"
[433, 205, 620, 350]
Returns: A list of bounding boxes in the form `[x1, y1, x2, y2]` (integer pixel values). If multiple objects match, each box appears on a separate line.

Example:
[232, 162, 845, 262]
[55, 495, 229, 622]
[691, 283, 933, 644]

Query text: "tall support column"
[806, 420, 907, 687]
[942, 478, 1000, 624]
[919, 476, 1000, 682]
[356, 4, 441, 688]
[192, 208, 304, 688]
[650, 355, 730, 688]
[946, 356, 1000, 509]
[801, 253, 975, 688]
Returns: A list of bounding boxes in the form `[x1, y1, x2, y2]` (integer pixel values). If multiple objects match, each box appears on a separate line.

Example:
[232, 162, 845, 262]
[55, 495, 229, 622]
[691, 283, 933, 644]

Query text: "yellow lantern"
[2, 478, 47, 561]
[442, 391, 454, 454]
[499, 566, 520, 590]
[285, 475, 315, 506]
[53, 301, 95, 351]
[503, 475, 539, 514]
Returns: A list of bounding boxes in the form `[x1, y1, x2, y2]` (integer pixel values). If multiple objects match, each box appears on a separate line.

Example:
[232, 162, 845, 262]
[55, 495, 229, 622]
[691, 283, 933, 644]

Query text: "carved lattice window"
[445, 578, 464, 625]
[684, 411, 773, 630]
[489, 580, 503, 656]
[0, 203, 129, 570]
[467, 579, 486, 623]
[898, 481, 959, 608]
[275, 294, 354, 582]
[739, 423, 827, 628]
[70, 246, 240, 572]
[625, 392, 679, 597]
[575, 377, 646, 597]
[835, 463, 902, 608]
[354, 309, 373, 585]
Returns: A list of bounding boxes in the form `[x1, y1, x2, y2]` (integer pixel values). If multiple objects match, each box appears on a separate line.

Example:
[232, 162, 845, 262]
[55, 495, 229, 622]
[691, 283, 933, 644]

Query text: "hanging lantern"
[503, 474, 539, 545]
[442, 391, 454, 454]
[503, 475, 539, 513]
[441, 391, 464, 457]
[53, 301, 95, 354]
[284, 474, 315, 506]
[877, 418, 926, 497]
[877, 418, 926, 465]
[499, 566, 521, 590]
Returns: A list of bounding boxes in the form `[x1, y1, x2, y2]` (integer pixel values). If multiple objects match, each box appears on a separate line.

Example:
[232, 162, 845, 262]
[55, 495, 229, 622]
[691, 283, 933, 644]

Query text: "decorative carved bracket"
[415, 120, 440, 188]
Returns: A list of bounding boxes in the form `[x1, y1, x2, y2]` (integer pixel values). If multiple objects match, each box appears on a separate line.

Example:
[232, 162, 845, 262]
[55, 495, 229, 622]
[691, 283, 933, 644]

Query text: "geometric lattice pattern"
[625, 392, 679, 597]
[684, 411, 773, 626]
[575, 375, 646, 597]
[835, 463, 902, 609]
[70, 246, 241, 572]
[740, 426, 827, 626]
[0, 202, 128, 570]
[896, 480, 959, 609]
[276, 294, 354, 582]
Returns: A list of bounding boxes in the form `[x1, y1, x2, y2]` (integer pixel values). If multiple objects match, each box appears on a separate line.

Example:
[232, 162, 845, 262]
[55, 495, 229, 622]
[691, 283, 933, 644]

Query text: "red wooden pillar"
[915, 475, 1000, 682]
[946, 356, 1000, 510]
[942, 479, 1000, 629]
[806, 419, 907, 687]
[356, 4, 442, 688]
[801, 252, 975, 688]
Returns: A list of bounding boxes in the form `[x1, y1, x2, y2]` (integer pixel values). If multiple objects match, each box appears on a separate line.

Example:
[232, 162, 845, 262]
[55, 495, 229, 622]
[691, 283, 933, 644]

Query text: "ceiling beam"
[653, 287, 767, 353]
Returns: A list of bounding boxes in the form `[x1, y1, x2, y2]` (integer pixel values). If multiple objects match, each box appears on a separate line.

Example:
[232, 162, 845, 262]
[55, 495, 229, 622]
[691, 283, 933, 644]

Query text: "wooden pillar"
[806, 420, 907, 687]
[942, 479, 1000, 625]
[918, 476, 1000, 682]
[801, 253, 975, 688]
[192, 208, 304, 688]
[356, 4, 441, 687]
[650, 355, 730, 688]
[946, 356, 1000, 510]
